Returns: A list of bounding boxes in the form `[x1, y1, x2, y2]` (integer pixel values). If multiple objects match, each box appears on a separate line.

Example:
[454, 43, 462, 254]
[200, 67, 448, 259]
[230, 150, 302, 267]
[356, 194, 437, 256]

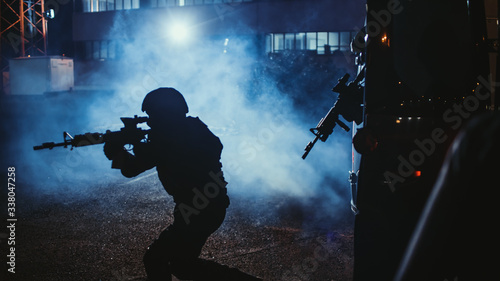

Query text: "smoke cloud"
[4, 6, 357, 226]
[90, 33, 350, 191]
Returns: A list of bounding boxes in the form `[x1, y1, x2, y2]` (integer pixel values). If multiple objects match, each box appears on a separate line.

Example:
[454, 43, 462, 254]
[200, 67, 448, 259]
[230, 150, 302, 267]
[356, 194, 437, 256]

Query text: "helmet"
[141, 88, 189, 115]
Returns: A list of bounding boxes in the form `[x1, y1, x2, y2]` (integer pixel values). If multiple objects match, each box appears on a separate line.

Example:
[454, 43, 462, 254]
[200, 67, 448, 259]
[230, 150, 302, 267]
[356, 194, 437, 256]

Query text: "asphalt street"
[2, 169, 354, 281]
[1, 94, 354, 281]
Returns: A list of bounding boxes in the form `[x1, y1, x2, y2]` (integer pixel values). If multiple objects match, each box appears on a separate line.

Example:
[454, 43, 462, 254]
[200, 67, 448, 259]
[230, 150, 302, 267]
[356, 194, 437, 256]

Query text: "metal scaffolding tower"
[1, 0, 48, 94]
[1, 0, 47, 57]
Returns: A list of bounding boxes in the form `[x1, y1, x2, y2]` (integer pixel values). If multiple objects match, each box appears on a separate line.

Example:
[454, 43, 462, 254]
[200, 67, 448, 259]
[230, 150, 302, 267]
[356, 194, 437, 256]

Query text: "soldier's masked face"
[146, 110, 185, 131]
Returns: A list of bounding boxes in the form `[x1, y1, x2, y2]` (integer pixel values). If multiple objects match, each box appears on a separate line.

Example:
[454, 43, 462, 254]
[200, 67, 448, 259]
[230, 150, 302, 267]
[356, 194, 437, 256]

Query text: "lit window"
[83, 0, 91, 12]
[107, 0, 114, 10]
[273, 34, 284, 52]
[92, 0, 98, 11]
[329, 32, 339, 51]
[266, 30, 355, 55]
[82, 0, 255, 11]
[317, 32, 327, 54]
[306, 32, 316, 50]
[265, 34, 272, 53]
[99, 0, 106, 11]
[340, 31, 351, 51]
[295, 33, 305, 50]
[285, 33, 294, 50]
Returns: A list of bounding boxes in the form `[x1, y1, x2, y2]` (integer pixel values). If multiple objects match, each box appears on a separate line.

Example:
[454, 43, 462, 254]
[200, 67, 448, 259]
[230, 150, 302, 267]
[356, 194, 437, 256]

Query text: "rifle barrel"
[33, 141, 69, 150]
[302, 135, 319, 159]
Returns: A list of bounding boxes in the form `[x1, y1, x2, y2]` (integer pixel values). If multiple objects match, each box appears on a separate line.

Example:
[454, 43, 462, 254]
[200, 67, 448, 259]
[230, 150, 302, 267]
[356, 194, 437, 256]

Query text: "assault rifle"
[33, 115, 149, 150]
[302, 69, 364, 159]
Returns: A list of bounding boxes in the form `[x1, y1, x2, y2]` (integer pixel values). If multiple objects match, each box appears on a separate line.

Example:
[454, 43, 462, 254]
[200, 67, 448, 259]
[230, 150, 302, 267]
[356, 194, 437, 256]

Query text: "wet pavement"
[0, 92, 355, 281]
[3, 170, 354, 281]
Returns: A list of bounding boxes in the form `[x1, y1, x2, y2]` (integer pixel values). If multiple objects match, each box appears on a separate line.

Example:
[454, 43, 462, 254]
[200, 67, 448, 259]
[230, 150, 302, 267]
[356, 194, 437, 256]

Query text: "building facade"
[72, 0, 365, 65]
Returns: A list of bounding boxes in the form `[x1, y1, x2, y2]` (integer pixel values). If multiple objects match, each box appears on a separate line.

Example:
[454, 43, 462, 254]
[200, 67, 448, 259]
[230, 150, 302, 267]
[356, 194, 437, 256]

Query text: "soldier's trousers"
[143, 196, 229, 281]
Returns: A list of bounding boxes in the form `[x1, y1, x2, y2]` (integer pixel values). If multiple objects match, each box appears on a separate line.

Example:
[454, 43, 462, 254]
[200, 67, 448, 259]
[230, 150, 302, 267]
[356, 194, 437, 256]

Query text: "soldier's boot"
[144, 244, 172, 281]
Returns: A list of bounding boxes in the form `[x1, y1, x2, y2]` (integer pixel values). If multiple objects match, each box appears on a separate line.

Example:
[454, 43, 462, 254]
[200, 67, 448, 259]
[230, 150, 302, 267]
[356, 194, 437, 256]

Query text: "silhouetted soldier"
[104, 88, 258, 281]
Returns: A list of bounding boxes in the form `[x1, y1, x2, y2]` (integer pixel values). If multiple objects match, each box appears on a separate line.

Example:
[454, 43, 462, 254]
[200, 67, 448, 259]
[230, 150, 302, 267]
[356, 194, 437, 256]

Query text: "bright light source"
[164, 16, 195, 45]
[223, 38, 229, 53]
[44, 9, 55, 19]
[168, 22, 190, 43]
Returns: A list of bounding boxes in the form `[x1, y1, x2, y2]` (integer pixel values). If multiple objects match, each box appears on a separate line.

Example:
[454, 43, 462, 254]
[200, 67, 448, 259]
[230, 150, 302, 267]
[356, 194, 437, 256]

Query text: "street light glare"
[169, 22, 190, 43]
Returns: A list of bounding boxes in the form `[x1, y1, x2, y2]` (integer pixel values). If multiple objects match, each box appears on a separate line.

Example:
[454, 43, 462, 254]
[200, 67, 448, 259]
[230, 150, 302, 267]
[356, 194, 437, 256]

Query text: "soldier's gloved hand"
[133, 142, 150, 157]
[103, 141, 125, 160]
